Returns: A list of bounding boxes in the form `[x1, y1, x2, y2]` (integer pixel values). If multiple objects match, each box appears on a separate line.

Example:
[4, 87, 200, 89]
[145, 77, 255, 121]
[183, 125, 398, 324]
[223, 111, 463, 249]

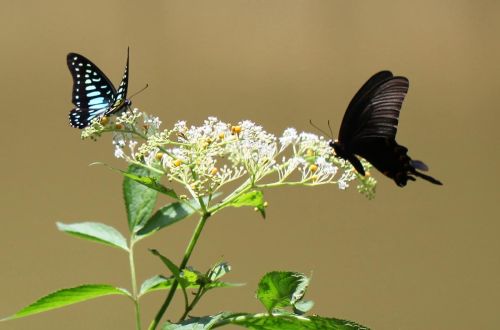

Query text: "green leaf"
[94, 162, 177, 199]
[162, 313, 226, 330]
[150, 249, 182, 279]
[205, 281, 245, 290]
[136, 194, 219, 238]
[222, 312, 370, 330]
[123, 164, 160, 232]
[257, 272, 310, 313]
[136, 201, 196, 238]
[121, 169, 177, 199]
[1, 285, 130, 321]
[181, 268, 200, 285]
[56, 222, 128, 251]
[138, 275, 175, 297]
[229, 190, 266, 218]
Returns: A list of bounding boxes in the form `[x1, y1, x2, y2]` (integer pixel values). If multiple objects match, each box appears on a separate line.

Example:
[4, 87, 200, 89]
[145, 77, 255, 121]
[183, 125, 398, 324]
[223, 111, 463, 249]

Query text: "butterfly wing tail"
[347, 154, 366, 176]
[412, 170, 443, 185]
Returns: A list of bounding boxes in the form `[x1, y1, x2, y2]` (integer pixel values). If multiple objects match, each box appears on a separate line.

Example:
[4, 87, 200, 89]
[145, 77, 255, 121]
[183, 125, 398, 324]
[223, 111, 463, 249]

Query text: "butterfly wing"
[105, 48, 130, 117]
[67, 53, 117, 128]
[342, 74, 409, 151]
[338, 71, 394, 142]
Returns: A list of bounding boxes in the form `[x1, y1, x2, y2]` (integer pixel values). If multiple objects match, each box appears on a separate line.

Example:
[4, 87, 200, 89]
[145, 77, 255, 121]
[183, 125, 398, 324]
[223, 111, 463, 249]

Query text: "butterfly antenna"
[309, 120, 332, 139]
[327, 120, 334, 139]
[129, 84, 149, 99]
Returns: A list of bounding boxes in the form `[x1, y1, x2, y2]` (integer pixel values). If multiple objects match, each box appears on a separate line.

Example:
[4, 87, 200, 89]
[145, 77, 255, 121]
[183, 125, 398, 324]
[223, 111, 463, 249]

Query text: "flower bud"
[100, 116, 109, 125]
[231, 125, 242, 134]
[155, 152, 164, 161]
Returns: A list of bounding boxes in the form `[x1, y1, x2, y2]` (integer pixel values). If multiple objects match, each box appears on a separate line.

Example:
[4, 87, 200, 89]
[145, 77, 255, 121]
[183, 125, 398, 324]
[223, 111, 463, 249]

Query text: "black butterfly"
[67, 48, 131, 129]
[330, 71, 442, 187]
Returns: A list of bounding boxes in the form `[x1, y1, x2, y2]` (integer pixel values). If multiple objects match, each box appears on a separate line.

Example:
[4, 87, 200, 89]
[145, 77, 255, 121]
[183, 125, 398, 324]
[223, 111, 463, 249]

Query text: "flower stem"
[148, 212, 211, 330]
[129, 239, 142, 330]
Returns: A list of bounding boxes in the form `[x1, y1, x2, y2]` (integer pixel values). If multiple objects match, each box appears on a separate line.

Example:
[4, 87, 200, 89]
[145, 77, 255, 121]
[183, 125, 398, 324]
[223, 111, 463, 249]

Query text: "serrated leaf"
[229, 190, 265, 218]
[138, 275, 175, 297]
[1, 285, 130, 321]
[257, 272, 310, 312]
[162, 313, 226, 330]
[223, 312, 370, 330]
[56, 222, 128, 251]
[124, 164, 160, 232]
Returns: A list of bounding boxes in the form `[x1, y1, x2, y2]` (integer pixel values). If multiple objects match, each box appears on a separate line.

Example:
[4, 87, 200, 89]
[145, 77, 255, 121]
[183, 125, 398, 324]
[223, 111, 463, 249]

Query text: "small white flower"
[279, 128, 298, 151]
[338, 180, 349, 190]
[316, 157, 338, 177]
[114, 146, 125, 159]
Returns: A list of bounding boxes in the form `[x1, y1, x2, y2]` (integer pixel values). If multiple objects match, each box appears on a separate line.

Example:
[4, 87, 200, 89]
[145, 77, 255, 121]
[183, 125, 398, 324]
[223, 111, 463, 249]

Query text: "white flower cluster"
[81, 110, 377, 199]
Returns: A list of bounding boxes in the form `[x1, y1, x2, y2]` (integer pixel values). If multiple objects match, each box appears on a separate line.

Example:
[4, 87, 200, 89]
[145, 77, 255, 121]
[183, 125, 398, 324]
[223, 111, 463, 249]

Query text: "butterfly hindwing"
[67, 49, 130, 129]
[106, 48, 130, 116]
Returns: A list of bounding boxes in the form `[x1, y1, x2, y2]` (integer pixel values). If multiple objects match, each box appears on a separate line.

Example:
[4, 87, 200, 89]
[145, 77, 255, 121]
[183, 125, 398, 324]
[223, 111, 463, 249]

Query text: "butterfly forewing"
[340, 75, 409, 148]
[338, 71, 393, 142]
[352, 77, 408, 141]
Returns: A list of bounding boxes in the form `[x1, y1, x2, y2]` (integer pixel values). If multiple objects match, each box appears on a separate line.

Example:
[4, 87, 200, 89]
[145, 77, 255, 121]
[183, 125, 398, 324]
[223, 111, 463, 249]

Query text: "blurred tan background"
[1, 1, 499, 329]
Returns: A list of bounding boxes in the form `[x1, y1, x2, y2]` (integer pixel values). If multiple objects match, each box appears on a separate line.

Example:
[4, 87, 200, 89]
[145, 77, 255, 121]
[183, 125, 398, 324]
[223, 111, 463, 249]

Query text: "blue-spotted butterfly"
[67, 48, 130, 129]
[331, 71, 442, 186]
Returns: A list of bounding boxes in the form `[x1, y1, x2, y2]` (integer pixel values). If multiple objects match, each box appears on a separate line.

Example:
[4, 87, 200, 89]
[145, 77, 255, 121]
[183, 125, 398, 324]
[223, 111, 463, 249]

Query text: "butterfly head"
[329, 139, 346, 159]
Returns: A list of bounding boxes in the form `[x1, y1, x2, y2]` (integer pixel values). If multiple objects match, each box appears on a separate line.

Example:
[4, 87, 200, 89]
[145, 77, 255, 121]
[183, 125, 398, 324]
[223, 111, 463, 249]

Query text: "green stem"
[178, 286, 206, 322]
[148, 212, 211, 330]
[129, 239, 142, 330]
[208, 178, 253, 214]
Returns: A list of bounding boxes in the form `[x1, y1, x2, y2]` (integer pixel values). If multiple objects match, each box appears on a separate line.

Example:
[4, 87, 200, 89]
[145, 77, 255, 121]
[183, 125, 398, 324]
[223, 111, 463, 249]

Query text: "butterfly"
[330, 71, 442, 187]
[67, 48, 131, 129]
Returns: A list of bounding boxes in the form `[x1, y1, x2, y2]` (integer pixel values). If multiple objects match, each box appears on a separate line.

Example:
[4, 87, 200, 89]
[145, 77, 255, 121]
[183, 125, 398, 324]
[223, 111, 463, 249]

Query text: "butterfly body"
[67, 48, 130, 129]
[333, 71, 442, 187]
